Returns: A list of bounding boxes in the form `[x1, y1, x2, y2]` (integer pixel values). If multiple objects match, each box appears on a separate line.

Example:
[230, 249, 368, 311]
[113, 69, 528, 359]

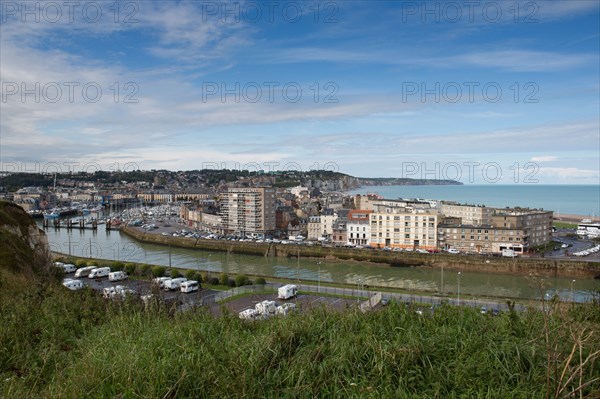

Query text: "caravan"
[74, 266, 97, 278]
[278, 284, 298, 300]
[89, 267, 110, 279]
[180, 280, 200, 293]
[163, 277, 187, 291]
[63, 279, 85, 291]
[109, 271, 128, 282]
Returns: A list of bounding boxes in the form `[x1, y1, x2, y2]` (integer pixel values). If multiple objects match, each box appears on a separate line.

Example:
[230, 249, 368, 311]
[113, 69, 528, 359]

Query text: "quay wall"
[121, 226, 600, 279]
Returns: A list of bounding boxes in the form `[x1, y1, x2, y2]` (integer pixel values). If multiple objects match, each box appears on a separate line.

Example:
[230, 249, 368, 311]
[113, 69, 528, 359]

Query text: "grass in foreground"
[1, 275, 599, 399]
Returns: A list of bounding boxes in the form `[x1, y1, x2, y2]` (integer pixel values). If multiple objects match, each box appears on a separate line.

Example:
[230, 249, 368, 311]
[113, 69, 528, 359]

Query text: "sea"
[348, 185, 600, 217]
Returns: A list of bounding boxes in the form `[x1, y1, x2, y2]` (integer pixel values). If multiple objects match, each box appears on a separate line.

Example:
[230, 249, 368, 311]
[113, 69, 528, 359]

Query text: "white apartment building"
[369, 207, 439, 250]
[220, 187, 276, 237]
[346, 210, 372, 246]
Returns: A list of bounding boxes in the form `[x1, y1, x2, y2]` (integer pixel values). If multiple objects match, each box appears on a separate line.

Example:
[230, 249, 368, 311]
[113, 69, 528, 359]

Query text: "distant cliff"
[357, 177, 463, 187]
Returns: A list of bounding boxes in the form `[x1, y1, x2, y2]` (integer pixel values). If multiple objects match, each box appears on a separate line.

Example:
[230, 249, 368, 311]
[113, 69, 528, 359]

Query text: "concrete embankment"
[121, 226, 600, 279]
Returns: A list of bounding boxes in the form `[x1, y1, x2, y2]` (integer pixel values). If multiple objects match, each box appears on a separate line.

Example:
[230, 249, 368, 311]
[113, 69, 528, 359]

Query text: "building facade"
[369, 209, 439, 250]
[346, 209, 373, 246]
[220, 187, 276, 237]
[438, 209, 553, 254]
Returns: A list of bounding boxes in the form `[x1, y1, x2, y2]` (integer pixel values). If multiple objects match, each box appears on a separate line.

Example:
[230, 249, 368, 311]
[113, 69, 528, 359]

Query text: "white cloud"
[531, 156, 558, 162]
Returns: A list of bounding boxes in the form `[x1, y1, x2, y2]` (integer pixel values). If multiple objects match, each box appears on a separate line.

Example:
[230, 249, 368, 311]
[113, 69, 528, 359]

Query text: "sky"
[1, 0, 599, 184]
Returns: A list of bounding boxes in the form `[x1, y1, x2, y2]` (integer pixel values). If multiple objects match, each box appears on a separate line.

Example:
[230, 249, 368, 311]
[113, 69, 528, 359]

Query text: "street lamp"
[457, 272, 461, 306]
[571, 279, 576, 302]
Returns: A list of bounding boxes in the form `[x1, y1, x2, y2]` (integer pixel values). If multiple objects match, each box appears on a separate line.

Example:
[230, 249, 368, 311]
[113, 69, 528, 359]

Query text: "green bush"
[75, 259, 88, 267]
[219, 273, 229, 286]
[138, 264, 152, 277]
[111, 261, 125, 271]
[227, 278, 236, 287]
[208, 277, 219, 285]
[235, 274, 249, 287]
[185, 270, 197, 281]
[170, 269, 181, 278]
[124, 263, 136, 276]
[152, 266, 166, 277]
[255, 277, 266, 285]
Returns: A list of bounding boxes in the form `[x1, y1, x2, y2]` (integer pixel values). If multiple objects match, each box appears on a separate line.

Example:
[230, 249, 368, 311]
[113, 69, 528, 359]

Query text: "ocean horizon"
[348, 184, 600, 216]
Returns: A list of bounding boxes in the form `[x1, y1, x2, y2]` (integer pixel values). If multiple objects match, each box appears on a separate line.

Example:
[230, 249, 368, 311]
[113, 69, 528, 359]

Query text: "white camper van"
[239, 308, 259, 320]
[153, 277, 170, 288]
[89, 267, 110, 279]
[180, 280, 200, 293]
[163, 277, 187, 291]
[108, 271, 128, 282]
[74, 266, 97, 278]
[278, 284, 298, 300]
[63, 279, 85, 291]
[62, 263, 77, 273]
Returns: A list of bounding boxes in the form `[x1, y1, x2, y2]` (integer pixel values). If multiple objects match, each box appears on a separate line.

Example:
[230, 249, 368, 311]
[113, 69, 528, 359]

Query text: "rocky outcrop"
[0, 201, 51, 276]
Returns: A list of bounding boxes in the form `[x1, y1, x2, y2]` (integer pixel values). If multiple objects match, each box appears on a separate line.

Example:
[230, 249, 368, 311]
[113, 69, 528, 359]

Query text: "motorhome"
[180, 280, 200, 293]
[62, 263, 77, 273]
[74, 266, 97, 278]
[109, 271, 128, 282]
[89, 267, 111, 279]
[63, 279, 84, 291]
[163, 277, 187, 291]
[278, 284, 298, 300]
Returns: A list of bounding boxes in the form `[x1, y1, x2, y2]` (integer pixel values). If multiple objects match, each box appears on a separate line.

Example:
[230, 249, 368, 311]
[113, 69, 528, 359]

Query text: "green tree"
[124, 263, 136, 276]
[235, 275, 249, 287]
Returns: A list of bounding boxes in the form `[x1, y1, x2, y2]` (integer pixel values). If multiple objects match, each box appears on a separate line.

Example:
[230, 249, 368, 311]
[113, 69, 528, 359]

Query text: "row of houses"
[179, 189, 553, 255]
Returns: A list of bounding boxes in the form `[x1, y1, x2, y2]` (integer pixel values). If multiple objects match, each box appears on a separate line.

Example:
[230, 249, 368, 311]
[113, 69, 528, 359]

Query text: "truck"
[74, 266, 97, 278]
[278, 284, 297, 300]
[89, 267, 111, 279]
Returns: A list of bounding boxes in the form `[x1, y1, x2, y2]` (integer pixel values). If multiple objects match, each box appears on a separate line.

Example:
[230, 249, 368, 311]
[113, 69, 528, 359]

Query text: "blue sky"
[1, 0, 599, 184]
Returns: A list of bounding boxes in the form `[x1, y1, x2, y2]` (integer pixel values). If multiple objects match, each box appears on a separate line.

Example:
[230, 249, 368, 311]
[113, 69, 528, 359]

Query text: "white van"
[89, 267, 111, 279]
[163, 277, 187, 291]
[180, 280, 200, 293]
[74, 266, 97, 278]
[108, 271, 128, 282]
[63, 263, 77, 273]
[63, 279, 85, 291]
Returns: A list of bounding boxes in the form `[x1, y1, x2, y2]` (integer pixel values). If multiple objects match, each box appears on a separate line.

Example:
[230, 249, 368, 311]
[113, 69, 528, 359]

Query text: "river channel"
[41, 222, 600, 302]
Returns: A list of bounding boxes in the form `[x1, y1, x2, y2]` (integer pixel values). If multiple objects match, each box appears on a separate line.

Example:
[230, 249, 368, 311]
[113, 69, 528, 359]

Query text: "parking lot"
[208, 291, 359, 317]
[64, 271, 219, 306]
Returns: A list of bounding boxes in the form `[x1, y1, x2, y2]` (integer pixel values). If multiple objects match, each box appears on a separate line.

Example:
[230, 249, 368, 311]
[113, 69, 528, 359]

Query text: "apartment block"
[438, 209, 553, 254]
[220, 187, 276, 237]
[440, 202, 493, 226]
[369, 208, 439, 250]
